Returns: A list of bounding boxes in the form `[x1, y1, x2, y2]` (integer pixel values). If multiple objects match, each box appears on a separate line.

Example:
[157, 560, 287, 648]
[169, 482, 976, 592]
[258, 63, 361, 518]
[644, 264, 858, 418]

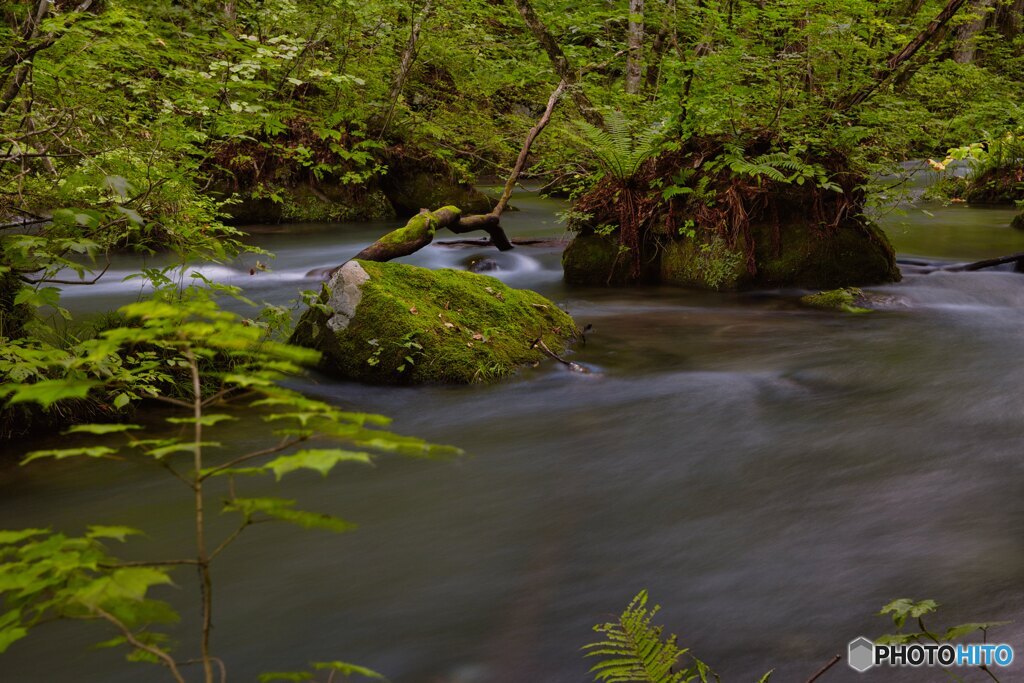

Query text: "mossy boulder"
[1012, 212, 1024, 231]
[751, 219, 900, 289]
[290, 260, 578, 384]
[562, 234, 659, 286]
[659, 233, 750, 291]
[567, 218, 899, 290]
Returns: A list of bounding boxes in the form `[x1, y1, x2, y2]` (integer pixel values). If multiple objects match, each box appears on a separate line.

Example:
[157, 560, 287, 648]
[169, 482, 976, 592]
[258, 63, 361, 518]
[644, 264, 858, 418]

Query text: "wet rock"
[290, 260, 578, 384]
[562, 234, 659, 286]
[465, 257, 500, 273]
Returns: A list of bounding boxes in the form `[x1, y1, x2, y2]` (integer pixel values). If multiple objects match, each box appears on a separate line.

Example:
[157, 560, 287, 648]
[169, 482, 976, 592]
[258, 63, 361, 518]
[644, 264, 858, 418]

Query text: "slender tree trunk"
[836, 0, 971, 111]
[186, 351, 216, 683]
[379, 0, 434, 138]
[625, 0, 644, 94]
[994, 0, 1024, 38]
[643, 27, 667, 93]
[953, 0, 995, 63]
[0, 0, 95, 115]
[510, 0, 605, 127]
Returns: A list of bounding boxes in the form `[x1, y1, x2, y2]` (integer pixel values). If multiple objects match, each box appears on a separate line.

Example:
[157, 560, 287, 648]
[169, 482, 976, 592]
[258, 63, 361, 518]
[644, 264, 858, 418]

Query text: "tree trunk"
[510, 0, 604, 127]
[835, 0, 971, 111]
[625, 0, 644, 94]
[379, 0, 434, 138]
[994, 0, 1024, 38]
[953, 0, 995, 63]
[0, 0, 95, 115]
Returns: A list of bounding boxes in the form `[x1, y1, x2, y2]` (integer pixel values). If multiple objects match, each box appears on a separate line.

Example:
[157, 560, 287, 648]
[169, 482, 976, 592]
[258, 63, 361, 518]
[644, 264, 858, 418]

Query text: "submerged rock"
[464, 256, 500, 273]
[799, 288, 873, 313]
[290, 260, 578, 384]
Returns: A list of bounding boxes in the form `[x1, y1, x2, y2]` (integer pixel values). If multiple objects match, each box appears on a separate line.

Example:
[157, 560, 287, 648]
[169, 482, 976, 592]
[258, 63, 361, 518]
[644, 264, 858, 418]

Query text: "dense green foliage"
[2, 0, 1024, 678]
[0, 285, 459, 681]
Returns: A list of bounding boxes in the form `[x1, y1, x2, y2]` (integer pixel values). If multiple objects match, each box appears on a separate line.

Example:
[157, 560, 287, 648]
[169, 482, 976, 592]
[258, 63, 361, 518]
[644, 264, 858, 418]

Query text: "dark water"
[2, 189, 1024, 682]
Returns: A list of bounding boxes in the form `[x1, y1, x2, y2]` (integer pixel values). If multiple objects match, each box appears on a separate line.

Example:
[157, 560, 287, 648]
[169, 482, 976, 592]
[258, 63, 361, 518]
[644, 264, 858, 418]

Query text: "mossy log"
[344, 205, 513, 267]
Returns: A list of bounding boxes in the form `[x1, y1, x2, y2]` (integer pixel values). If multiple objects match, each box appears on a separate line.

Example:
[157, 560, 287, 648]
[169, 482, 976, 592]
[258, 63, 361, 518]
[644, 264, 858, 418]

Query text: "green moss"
[281, 185, 395, 222]
[1012, 212, 1024, 231]
[800, 287, 872, 313]
[291, 260, 578, 384]
[660, 234, 748, 290]
[562, 234, 658, 286]
[753, 219, 900, 289]
[380, 158, 493, 216]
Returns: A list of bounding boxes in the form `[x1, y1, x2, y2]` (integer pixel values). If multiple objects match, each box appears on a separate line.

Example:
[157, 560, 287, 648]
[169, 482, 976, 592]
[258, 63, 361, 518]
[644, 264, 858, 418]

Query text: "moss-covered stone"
[660, 234, 750, 290]
[290, 260, 578, 384]
[799, 288, 872, 313]
[655, 217, 900, 290]
[562, 234, 659, 286]
[1011, 211, 1024, 231]
[754, 219, 900, 288]
[217, 182, 396, 224]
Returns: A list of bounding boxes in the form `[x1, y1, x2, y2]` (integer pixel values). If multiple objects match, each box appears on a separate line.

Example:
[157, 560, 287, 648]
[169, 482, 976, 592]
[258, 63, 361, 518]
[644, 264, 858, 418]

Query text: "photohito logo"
[847, 637, 1015, 673]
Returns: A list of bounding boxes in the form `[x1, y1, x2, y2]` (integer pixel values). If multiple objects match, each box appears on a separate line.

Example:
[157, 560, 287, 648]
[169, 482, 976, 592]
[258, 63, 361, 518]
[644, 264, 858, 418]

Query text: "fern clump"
[574, 111, 664, 182]
[584, 590, 718, 683]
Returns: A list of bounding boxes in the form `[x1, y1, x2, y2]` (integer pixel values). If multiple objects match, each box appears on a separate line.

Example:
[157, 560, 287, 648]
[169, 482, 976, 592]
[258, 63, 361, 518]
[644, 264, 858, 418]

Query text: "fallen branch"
[898, 253, 1024, 273]
[434, 237, 568, 248]
[530, 337, 589, 374]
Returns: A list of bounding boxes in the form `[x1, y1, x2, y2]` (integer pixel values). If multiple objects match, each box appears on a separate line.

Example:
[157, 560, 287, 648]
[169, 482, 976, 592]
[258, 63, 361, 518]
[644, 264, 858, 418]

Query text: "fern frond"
[584, 590, 708, 683]
[574, 111, 663, 181]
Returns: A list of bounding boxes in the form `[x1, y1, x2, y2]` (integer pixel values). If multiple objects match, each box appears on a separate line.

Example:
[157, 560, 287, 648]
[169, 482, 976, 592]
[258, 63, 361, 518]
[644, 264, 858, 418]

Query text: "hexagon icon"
[848, 637, 875, 673]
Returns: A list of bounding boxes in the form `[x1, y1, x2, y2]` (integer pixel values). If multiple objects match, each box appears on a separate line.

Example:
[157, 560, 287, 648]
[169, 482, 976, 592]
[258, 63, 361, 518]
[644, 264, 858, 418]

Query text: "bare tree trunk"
[510, 0, 605, 127]
[625, 0, 644, 94]
[953, 0, 995, 63]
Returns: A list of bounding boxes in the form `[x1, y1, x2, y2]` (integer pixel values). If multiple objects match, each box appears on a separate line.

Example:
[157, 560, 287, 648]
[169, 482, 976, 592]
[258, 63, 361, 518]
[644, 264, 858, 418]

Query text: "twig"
[99, 559, 199, 568]
[529, 337, 589, 373]
[199, 436, 307, 480]
[209, 520, 252, 560]
[91, 607, 186, 683]
[806, 654, 841, 683]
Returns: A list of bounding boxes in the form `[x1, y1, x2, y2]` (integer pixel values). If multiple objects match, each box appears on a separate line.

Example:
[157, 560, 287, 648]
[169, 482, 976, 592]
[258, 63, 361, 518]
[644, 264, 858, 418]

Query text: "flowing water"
[3, 184, 1024, 682]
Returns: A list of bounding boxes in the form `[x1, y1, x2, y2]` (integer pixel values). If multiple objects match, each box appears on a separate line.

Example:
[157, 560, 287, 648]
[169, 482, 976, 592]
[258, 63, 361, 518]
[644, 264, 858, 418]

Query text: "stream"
[2, 180, 1024, 682]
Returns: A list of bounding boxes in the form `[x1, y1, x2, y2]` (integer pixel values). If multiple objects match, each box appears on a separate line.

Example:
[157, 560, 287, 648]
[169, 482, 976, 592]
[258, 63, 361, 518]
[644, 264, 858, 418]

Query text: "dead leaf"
[409, 306, 419, 315]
